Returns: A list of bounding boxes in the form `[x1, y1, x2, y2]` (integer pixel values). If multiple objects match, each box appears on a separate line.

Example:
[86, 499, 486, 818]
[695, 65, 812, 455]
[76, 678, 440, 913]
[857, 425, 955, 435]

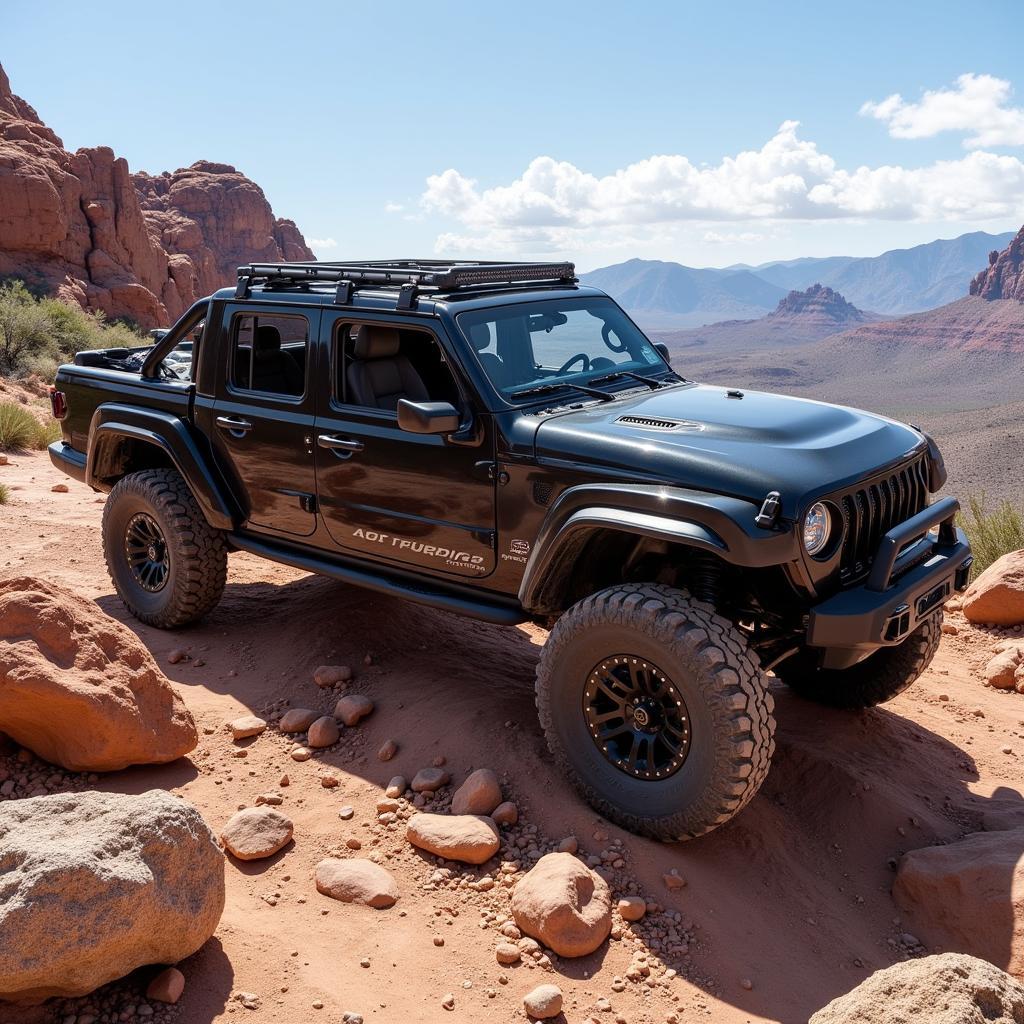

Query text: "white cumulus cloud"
[417, 119, 1024, 253]
[861, 73, 1024, 148]
[310, 237, 339, 249]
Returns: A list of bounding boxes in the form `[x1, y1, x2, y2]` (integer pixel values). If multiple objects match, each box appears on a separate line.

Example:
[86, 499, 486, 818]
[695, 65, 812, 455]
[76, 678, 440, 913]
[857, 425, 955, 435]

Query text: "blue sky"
[5, 0, 1024, 269]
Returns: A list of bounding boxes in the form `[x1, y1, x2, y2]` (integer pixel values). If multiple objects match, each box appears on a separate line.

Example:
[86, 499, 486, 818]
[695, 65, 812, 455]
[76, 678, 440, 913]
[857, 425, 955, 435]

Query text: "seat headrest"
[352, 325, 401, 360]
[467, 322, 491, 352]
[254, 324, 282, 354]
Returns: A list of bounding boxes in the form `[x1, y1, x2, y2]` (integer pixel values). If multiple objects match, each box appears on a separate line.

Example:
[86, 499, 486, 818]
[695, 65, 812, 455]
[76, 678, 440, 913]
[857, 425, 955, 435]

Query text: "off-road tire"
[775, 611, 942, 709]
[102, 468, 227, 628]
[535, 583, 775, 841]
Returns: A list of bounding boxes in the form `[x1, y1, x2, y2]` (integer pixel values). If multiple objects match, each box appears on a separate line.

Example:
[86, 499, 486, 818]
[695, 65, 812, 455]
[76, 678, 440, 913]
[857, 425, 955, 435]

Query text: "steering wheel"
[557, 352, 591, 374]
[601, 322, 628, 353]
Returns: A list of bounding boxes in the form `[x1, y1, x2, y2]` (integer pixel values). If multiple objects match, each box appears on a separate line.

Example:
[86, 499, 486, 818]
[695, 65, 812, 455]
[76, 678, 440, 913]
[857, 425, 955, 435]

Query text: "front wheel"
[774, 612, 941, 709]
[102, 468, 227, 628]
[535, 583, 775, 841]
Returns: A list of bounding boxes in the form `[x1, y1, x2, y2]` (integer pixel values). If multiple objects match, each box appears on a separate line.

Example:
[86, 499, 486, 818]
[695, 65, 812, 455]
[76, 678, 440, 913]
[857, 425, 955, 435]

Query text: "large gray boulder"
[0, 790, 225, 1002]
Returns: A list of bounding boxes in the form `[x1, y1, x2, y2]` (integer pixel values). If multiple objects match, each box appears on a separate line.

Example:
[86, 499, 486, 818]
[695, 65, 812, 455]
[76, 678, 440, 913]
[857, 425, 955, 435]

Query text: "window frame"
[225, 310, 311, 403]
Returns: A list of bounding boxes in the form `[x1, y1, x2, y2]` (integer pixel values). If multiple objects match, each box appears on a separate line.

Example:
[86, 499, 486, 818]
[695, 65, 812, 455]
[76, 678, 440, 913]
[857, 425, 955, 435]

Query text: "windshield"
[456, 297, 667, 401]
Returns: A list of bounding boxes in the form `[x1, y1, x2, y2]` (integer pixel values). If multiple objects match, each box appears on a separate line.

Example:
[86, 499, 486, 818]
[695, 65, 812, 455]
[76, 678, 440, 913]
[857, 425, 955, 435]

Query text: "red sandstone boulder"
[963, 551, 1024, 626]
[0, 575, 197, 771]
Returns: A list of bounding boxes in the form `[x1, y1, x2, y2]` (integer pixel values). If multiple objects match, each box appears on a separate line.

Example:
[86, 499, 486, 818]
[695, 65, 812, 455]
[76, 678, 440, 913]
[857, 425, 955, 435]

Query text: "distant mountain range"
[582, 230, 1016, 328]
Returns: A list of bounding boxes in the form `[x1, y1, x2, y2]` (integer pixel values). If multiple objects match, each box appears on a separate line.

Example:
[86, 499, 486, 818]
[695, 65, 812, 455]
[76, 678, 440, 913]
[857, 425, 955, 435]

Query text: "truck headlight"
[803, 502, 832, 557]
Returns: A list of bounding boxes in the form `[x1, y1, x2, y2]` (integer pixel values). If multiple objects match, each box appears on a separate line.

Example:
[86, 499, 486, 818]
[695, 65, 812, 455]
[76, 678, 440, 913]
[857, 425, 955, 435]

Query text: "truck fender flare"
[518, 482, 799, 613]
[87, 404, 235, 530]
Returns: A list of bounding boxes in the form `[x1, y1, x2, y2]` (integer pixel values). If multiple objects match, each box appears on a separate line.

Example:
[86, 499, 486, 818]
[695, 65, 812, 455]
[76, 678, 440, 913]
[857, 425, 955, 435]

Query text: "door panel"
[210, 305, 319, 537]
[313, 316, 496, 578]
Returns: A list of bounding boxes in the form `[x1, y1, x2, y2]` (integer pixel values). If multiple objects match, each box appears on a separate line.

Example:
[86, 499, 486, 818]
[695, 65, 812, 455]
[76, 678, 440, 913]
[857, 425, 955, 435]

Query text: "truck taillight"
[50, 389, 67, 420]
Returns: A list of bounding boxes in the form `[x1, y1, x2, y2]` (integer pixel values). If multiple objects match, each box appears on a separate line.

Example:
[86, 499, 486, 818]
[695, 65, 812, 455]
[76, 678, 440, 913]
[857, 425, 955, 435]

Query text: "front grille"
[837, 455, 930, 584]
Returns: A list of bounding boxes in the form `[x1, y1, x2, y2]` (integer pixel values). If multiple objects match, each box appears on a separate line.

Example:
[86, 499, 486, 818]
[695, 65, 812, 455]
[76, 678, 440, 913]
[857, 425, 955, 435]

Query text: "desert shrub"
[31, 416, 61, 449]
[0, 280, 147, 378]
[958, 494, 1024, 577]
[0, 482, 9, 505]
[0, 401, 41, 450]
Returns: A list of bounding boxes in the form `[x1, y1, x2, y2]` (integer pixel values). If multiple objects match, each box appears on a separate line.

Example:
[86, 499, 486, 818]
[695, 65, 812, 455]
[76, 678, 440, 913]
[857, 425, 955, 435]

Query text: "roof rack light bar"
[234, 260, 577, 301]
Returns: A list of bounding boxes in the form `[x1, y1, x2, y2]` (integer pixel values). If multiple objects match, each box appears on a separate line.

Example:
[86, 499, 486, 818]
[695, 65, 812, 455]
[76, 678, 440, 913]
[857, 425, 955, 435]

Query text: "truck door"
[210, 304, 320, 536]
[312, 314, 497, 579]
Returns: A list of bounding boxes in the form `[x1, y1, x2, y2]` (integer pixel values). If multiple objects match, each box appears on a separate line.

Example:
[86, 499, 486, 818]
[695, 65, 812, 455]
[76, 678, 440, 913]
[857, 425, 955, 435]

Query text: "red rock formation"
[769, 283, 872, 326]
[0, 63, 313, 328]
[969, 225, 1024, 302]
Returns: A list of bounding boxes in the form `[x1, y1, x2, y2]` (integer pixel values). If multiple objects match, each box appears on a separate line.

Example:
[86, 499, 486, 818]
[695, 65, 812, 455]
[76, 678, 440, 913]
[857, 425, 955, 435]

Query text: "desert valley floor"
[2, 451, 1024, 1024]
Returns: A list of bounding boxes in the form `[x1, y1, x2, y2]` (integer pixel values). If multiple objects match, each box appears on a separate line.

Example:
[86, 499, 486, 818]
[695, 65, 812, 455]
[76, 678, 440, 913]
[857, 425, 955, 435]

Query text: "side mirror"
[655, 343, 671, 365]
[397, 399, 462, 435]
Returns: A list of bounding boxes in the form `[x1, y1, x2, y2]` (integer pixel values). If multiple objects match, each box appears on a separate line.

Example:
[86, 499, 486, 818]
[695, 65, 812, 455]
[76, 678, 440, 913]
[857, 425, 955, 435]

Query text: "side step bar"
[228, 533, 527, 627]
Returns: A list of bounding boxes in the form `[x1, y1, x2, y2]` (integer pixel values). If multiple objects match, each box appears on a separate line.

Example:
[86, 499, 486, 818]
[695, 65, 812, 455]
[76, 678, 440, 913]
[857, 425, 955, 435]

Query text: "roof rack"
[234, 259, 577, 308]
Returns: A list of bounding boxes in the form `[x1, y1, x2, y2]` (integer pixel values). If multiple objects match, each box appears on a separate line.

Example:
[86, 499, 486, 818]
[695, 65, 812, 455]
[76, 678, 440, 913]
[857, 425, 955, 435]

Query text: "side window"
[230, 313, 308, 397]
[333, 322, 460, 412]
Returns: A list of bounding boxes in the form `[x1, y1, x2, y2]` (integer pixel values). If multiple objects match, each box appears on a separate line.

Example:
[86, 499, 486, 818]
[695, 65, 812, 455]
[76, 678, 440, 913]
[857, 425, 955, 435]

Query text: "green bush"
[0, 401, 40, 449]
[958, 494, 1024, 578]
[0, 279, 147, 378]
[0, 482, 9, 505]
[0, 400, 58, 451]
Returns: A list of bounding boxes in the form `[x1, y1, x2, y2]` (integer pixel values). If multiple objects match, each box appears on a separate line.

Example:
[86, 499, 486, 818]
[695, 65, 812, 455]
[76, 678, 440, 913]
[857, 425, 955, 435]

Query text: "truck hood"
[533, 383, 925, 517]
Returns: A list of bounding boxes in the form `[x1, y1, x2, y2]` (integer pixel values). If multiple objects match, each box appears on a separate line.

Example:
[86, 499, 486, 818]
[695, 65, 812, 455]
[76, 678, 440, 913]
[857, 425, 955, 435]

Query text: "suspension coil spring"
[689, 552, 722, 605]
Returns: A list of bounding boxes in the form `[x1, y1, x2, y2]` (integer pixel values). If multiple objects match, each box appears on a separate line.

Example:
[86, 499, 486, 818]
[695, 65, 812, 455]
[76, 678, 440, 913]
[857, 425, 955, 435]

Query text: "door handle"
[317, 434, 364, 453]
[216, 416, 253, 435]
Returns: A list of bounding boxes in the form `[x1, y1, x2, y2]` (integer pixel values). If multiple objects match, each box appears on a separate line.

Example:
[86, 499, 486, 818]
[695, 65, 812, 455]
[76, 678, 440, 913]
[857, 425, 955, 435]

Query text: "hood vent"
[615, 414, 698, 431]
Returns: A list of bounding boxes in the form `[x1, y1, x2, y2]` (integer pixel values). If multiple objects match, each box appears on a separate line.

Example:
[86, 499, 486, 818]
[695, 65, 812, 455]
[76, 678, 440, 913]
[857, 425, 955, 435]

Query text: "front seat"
[251, 325, 303, 395]
[347, 325, 429, 410]
[467, 322, 506, 386]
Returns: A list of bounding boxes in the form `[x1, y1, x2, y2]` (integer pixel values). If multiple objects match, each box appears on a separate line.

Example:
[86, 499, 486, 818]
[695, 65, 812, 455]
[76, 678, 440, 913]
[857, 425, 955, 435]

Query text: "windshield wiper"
[510, 381, 616, 402]
[589, 370, 663, 390]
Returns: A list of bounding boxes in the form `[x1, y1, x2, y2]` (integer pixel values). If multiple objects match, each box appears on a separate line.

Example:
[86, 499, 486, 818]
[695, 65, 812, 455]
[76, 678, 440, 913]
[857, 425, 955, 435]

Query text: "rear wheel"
[102, 468, 227, 628]
[535, 583, 775, 841]
[774, 612, 941, 709]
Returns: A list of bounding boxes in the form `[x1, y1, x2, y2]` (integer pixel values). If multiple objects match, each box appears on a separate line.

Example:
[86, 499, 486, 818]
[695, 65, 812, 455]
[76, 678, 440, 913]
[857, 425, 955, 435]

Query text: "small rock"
[663, 871, 686, 890]
[406, 813, 500, 864]
[307, 716, 340, 748]
[557, 837, 578, 854]
[617, 896, 646, 922]
[495, 943, 521, 965]
[338, 806, 355, 820]
[230, 715, 267, 741]
[451, 768, 503, 815]
[279, 774, 290, 787]
[254, 792, 283, 806]
[335, 695, 374, 727]
[385, 775, 407, 798]
[315, 858, 399, 909]
[279, 708, 320, 733]
[411, 767, 450, 793]
[314, 665, 352, 688]
[741, 978, 753, 991]
[291, 746, 313, 762]
[377, 739, 398, 762]
[146, 967, 185, 1004]
[941, 622, 958, 635]
[491, 801, 519, 826]
[167, 649, 187, 665]
[441, 993, 455, 1011]
[220, 807, 294, 860]
[51, 483, 69, 493]
[523, 984, 563, 1019]
[320, 773, 340, 788]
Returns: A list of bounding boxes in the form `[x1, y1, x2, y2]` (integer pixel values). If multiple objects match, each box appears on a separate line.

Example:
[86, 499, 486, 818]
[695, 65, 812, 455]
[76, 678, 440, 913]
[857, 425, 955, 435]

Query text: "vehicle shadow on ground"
[85, 572, 1024, 1024]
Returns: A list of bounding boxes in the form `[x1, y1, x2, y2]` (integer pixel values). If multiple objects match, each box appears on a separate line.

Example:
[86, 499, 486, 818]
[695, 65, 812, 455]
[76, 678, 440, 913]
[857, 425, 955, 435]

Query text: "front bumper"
[805, 497, 972, 669]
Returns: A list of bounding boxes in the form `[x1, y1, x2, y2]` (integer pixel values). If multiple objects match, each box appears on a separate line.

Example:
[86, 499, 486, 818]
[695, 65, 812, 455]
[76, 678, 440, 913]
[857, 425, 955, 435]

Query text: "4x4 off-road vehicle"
[50, 260, 973, 840]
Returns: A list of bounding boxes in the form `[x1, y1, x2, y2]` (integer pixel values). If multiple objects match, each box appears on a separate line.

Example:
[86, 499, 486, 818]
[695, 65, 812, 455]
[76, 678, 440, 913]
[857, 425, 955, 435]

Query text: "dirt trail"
[2, 450, 1023, 1024]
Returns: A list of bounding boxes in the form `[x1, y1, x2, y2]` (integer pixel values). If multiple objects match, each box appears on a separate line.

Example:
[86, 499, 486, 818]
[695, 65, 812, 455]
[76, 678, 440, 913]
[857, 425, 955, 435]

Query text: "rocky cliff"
[970, 225, 1024, 302]
[0, 64, 313, 328]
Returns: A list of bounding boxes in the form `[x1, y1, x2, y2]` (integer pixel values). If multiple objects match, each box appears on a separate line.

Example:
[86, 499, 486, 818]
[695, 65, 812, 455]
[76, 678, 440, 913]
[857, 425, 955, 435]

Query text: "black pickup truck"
[49, 260, 972, 840]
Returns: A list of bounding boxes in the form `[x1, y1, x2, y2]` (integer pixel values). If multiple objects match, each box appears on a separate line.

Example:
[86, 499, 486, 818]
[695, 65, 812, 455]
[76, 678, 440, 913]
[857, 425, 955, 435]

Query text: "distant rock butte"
[768, 283, 873, 326]
[970, 224, 1024, 302]
[0, 62, 313, 328]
